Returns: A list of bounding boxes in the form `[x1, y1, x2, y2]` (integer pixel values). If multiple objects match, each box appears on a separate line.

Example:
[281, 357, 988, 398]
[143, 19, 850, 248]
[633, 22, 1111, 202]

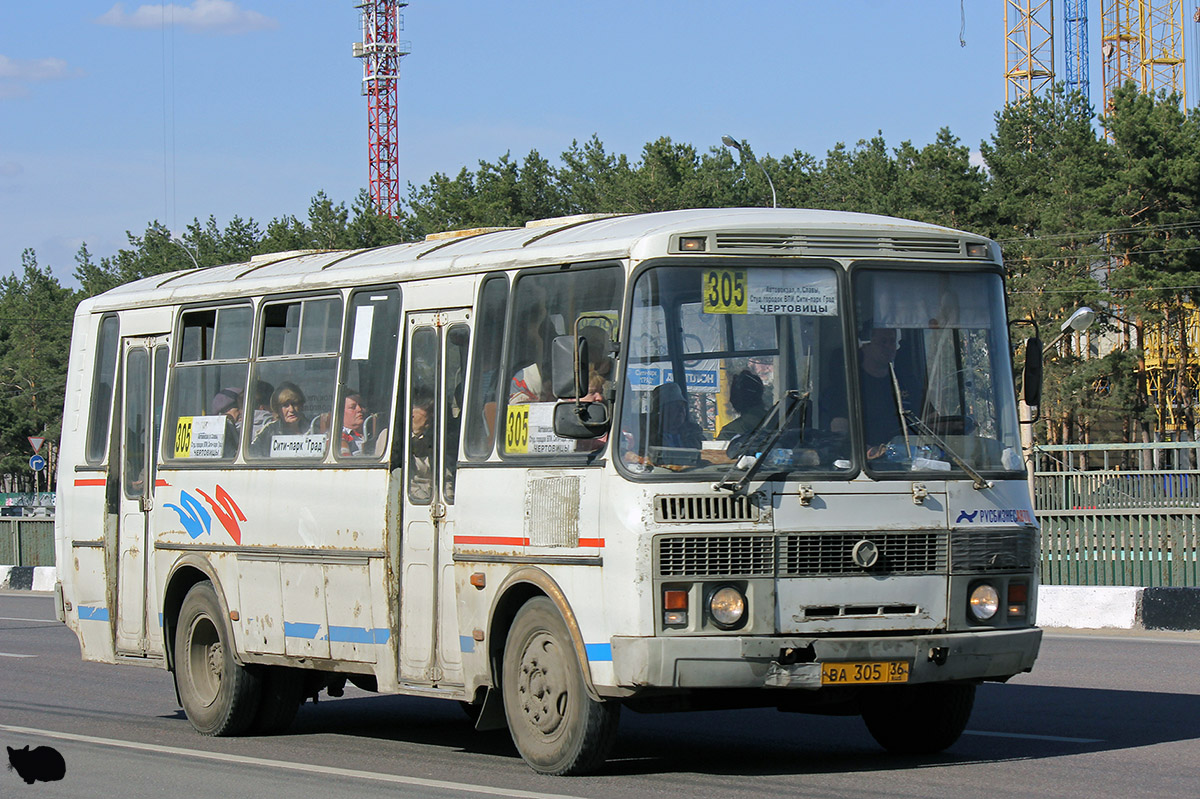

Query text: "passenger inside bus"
[339, 392, 382, 456]
[636, 382, 705, 468]
[508, 308, 557, 405]
[408, 393, 435, 501]
[250, 382, 308, 456]
[250, 380, 274, 440]
[210, 386, 244, 457]
[717, 370, 768, 441]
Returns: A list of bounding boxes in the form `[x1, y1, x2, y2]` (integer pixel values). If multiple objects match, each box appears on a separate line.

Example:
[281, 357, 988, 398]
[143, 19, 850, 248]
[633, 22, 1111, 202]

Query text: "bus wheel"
[501, 597, 619, 776]
[862, 682, 976, 755]
[174, 582, 261, 736]
[251, 667, 304, 734]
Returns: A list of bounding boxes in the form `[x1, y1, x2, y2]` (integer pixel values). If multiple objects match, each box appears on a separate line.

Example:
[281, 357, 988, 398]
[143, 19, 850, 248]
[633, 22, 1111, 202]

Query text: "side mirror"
[552, 400, 611, 439]
[1023, 337, 1043, 408]
[550, 335, 590, 399]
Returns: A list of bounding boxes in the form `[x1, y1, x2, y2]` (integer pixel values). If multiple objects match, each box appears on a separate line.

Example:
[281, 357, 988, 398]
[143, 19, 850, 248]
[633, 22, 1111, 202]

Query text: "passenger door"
[115, 336, 169, 656]
[399, 310, 470, 686]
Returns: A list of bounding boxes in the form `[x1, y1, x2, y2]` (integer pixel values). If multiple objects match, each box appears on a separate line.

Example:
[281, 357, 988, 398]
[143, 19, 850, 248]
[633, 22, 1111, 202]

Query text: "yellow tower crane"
[1005, 0, 1057, 104]
[1101, 0, 1188, 114]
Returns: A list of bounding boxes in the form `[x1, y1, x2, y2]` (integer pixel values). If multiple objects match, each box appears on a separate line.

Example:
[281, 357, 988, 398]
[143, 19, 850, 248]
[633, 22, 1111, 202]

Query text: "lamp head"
[1061, 306, 1096, 333]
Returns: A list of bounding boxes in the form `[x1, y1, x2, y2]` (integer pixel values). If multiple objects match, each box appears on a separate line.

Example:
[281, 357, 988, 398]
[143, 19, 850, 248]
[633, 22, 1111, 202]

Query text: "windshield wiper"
[714, 389, 807, 493]
[901, 410, 992, 490]
[886, 363, 991, 490]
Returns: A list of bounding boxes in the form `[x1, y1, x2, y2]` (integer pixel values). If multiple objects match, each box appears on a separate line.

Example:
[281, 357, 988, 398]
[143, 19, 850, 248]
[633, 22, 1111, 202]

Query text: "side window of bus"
[407, 327, 437, 504]
[166, 305, 251, 462]
[248, 296, 343, 461]
[502, 264, 622, 457]
[86, 315, 121, 464]
[443, 324, 469, 501]
[464, 275, 508, 459]
[336, 287, 401, 461]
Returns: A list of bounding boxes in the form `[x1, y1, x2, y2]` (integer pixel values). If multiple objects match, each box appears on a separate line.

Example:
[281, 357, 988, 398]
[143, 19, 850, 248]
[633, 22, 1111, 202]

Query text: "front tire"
[174, 581, 262, 736]
[862, 682, 976, 755]
[501, 597, 619, 775]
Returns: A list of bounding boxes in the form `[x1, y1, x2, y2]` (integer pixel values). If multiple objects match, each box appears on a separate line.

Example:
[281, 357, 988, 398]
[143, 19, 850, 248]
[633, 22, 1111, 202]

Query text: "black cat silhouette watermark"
[7, 744, 66, 785]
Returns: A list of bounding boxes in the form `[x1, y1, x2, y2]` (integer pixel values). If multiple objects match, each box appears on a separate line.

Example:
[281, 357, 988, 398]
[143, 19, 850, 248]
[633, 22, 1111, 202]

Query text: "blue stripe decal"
[585, 643, 612, 662]
[327, 626, 390, 644]
[459, 635, 476, 653]
[283, 622, 321, 639]
[78, 605, 109, 621]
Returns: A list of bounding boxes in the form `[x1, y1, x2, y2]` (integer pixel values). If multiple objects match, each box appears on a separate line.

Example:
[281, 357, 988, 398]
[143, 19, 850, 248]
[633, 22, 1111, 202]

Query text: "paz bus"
[54, 208, 1042, 775]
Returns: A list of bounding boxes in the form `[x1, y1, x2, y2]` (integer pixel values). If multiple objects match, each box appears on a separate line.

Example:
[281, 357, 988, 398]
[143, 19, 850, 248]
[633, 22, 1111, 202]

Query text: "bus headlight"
[968, 583, 1000, 621]
[708, 586, 746, 628]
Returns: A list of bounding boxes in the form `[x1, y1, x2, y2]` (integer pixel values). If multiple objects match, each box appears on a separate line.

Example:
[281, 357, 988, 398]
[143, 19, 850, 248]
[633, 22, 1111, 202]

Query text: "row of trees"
[4, 83, 1199, 489]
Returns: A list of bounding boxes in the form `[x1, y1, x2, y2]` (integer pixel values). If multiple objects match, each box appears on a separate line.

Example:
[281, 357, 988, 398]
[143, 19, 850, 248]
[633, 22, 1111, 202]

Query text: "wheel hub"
[518, 632, 568, 735]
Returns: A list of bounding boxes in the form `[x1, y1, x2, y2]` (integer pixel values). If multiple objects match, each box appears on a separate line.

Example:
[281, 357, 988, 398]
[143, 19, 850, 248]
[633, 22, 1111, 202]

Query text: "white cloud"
[0, 56, 80, 99]
[0, 55, 73, 81]
[96, 1, 278, 35]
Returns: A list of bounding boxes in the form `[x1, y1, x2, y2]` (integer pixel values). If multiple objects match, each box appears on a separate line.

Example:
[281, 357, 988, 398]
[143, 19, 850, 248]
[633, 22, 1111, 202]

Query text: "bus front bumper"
[609, 627, 1042, 690]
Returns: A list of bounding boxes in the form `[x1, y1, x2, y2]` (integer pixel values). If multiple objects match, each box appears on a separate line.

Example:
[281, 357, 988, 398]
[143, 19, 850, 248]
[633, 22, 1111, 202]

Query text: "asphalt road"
[2, 591, 1199, 799]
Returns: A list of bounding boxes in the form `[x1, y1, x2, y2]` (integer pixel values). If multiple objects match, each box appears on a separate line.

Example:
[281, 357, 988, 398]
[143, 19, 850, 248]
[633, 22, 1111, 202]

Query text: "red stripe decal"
[74, 478, 106, 487]
[452, 536, 606, 548]
[453, 535, 528, 546]
[154, 479, 171, 488]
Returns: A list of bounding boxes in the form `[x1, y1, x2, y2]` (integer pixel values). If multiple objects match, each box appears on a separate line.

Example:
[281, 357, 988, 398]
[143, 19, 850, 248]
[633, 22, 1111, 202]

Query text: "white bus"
[55, 208, 1042, 775]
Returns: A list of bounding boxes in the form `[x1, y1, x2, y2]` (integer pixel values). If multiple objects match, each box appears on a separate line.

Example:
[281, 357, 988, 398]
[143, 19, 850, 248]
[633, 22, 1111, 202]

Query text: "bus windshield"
[852, 268, 1023, 477]
[617, 262, 853, 476]
[616, 263, 1024, 479]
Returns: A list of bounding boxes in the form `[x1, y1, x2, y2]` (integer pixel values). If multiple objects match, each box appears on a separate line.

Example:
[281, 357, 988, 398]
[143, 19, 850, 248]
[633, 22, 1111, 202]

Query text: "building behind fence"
[5, 444, 1198, 586]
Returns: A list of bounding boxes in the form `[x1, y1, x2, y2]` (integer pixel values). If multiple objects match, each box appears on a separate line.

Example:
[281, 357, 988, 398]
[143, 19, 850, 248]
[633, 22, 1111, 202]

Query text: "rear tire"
[501, 597, 619, 775]
[862, 682, 976, 755]
[174, 581, 262, 736]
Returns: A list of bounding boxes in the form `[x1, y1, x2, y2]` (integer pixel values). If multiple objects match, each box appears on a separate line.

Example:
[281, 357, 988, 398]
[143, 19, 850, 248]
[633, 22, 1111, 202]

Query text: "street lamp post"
[1022, 306, 1097, 503]
[721, 135, 777, 209]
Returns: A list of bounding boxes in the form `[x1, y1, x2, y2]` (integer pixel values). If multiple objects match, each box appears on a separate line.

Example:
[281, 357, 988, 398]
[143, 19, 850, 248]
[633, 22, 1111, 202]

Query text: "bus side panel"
[151, 468, 394, 673]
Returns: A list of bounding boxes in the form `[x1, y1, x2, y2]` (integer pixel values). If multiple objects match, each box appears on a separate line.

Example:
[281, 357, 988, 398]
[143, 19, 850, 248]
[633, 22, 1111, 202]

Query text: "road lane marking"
[0, 616, 56, 622]
[0, 652, 36, 658]
[964, 730, 1102, 744]
[0, 724, 587, 799]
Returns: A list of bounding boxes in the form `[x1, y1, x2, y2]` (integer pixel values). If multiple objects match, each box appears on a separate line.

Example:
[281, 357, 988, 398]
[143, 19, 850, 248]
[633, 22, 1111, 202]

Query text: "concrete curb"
[0, 566, 57, 592]
[1039, 585, 1200, 631]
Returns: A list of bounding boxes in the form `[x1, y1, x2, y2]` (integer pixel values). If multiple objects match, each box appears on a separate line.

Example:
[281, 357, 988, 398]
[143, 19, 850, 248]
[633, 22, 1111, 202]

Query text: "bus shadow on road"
[279, 681, 1200, 777]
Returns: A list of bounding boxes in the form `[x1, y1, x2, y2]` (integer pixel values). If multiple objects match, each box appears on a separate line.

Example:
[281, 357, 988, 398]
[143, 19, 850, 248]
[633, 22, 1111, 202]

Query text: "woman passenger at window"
[250, 382, 308, 456]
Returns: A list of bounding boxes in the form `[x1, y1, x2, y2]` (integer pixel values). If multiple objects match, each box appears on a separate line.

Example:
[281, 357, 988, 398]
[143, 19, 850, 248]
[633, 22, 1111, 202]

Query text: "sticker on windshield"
[702, 268, 837, 316]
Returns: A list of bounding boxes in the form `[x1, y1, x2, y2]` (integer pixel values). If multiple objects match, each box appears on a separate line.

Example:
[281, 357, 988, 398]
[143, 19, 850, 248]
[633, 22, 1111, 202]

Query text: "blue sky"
[0, 2, 1131, 284]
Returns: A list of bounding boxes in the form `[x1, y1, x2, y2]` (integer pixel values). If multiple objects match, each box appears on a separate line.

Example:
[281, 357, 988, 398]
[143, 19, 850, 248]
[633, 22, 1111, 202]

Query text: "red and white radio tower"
[353, 2, 410, 219]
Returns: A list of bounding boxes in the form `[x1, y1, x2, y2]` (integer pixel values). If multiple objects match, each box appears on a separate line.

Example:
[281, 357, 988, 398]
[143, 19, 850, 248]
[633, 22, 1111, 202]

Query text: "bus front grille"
[779, 532, 948, 576]
[656, 534, 776, 577]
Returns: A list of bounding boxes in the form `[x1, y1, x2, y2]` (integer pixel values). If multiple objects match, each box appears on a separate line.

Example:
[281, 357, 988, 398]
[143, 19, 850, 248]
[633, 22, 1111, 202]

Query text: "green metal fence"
[0, 519, 56, 567]
[1034, 442, 1200, 587]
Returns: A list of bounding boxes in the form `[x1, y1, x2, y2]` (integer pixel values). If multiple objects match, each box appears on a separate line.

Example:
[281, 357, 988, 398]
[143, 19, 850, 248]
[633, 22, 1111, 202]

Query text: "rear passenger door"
[115, 335, 169, 657]
[399, 309, 470, 686]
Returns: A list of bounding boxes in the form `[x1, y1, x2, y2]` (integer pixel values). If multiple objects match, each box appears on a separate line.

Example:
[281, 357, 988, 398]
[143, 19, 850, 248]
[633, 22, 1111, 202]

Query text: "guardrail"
[0, 518, 55, 567]
[1035, 442, 1200, 587]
